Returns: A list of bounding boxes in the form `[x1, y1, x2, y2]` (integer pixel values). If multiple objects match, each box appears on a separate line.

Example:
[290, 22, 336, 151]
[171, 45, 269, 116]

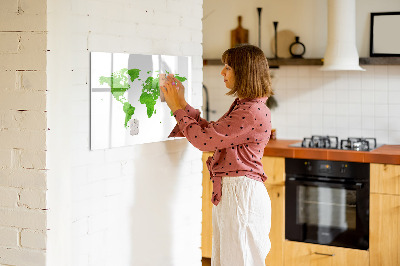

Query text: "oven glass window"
[297, 186, 356, 230]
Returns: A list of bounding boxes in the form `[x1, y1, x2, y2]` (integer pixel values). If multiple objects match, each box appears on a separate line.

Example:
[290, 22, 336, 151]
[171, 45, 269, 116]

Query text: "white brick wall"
[0, 187, 19, 208]
[3, 0, 203, 265]
[21, 229, 47, 250]
[47, 1, 203, 266]
[0, 0, 48, 265]
[0, 227, 19, 247]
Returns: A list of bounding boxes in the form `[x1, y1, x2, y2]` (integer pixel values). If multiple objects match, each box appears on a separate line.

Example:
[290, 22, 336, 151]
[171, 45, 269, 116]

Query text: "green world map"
[99, 68, 187, 128]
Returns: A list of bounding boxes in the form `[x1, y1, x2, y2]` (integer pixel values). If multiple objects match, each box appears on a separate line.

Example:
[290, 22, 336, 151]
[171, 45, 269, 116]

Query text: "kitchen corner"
[202, 140, 400, 265]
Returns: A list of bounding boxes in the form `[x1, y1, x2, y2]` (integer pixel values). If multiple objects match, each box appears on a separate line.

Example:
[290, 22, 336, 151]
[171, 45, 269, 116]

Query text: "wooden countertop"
[263, 139, 400, 165]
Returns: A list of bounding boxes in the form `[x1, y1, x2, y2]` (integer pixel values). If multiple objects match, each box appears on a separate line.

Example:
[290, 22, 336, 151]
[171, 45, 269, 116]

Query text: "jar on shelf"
[289, 36, 306, 58]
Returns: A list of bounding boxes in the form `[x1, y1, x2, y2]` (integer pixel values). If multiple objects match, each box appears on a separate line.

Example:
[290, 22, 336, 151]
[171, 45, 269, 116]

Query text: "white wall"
[0, 0, 48, 265]
[203, 0, 400, 58]
[271, 65, 400, 144]
[204, 65, 400, 144]
[204, 0, 326, 59]
[203, 0, 400, 145]
[47, 0, 203, 266]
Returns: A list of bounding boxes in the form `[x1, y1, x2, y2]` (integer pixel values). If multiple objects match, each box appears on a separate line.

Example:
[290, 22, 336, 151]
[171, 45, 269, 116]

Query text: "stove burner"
[340, 137, 377, 151]
[301, 135, 339, 149]
[295, 136, 378, 151]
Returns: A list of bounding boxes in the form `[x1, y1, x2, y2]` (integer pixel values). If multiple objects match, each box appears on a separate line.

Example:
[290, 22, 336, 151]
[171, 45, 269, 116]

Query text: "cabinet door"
[370, 193, 400, 266]
[261, 156, 285, 185]
[370, 163, 400, 195]
[264, 184, 284, 266]
[284, 241, 369, 266]
[202, 152, 213, 258]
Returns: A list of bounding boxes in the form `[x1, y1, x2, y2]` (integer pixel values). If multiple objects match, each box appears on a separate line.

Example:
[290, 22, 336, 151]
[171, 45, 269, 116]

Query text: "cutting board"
[231, 16, 249, 48]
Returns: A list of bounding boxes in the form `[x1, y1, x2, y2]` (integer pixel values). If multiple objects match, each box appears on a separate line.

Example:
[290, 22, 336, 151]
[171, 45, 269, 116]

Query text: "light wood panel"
[264, 184, 285, 266]
[201, 152, 213, 258]
[370, 163, 400, 195]
[261, 156, 285, 185]
[263, 156, 285, 266]
[370, 193, 400, 266]
[284, 241, 369, 266]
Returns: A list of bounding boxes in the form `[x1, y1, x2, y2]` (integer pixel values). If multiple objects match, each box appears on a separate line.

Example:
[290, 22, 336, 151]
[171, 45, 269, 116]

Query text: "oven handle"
[286, 177, 364, 189]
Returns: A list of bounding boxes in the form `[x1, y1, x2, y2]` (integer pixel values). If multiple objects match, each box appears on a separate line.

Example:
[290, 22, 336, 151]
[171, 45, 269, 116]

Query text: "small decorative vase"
[289, 36, 306, 58]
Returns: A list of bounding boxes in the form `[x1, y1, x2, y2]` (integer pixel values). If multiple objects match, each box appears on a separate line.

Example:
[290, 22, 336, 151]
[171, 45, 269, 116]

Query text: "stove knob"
[305, 162, 312, 171]
[340, 164, 347, 174]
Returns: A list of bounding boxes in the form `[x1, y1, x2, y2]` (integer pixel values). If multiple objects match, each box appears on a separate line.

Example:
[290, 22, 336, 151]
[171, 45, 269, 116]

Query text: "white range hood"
[320, 0, 365, 71]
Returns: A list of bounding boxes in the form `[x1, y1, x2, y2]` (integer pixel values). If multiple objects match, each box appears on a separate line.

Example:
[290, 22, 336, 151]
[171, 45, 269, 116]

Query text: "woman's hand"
[161, 75, 185, 113]
[174, 77, 187, 108]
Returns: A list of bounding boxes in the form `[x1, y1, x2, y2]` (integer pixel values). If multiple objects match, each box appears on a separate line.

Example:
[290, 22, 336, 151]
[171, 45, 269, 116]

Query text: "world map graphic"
[99, 68, 187, 128]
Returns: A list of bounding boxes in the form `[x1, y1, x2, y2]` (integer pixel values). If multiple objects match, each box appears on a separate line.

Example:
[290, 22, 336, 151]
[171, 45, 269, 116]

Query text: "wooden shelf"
[202, 59, 223, 66]
[359, 57, 400, 65]
[203, 58, 323, 67]
[268, 58, 322, 67]
[203, 57, 400, 67]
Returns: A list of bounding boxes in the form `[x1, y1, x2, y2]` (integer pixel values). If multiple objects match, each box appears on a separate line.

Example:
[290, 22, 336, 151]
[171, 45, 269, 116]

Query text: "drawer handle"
[314, 252, 335, 257]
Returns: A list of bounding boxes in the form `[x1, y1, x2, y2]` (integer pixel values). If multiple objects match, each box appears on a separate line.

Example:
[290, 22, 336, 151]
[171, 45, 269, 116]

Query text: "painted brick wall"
[0, 0, 48, 265]
[46, 0, 203, 266]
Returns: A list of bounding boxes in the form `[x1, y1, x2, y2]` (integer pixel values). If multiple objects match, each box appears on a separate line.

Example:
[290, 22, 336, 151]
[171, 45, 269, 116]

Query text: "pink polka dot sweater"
[169, 97, 271, 206]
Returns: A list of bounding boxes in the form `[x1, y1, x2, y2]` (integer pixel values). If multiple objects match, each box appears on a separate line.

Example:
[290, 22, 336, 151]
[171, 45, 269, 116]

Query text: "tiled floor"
[202, 257, 211, 266]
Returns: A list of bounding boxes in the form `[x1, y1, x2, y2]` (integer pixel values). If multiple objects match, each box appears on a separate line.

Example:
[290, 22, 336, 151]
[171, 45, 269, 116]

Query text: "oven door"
[285, 177, 369, 250]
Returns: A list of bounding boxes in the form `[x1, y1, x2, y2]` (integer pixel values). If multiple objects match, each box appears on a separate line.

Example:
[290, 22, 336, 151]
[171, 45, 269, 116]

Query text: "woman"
[161, 44, 273, 266]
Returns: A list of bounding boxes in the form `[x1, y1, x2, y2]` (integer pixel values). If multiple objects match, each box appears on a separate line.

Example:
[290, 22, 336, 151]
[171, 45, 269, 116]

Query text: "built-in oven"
[285, 158, 369, 250]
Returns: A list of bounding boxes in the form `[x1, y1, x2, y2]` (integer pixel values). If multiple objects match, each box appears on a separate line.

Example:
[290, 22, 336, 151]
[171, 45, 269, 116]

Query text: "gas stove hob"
[289, 136, 382, 151]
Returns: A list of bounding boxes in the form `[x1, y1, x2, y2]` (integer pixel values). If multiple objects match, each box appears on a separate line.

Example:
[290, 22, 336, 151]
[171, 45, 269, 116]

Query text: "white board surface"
[90, 52, 192, 150]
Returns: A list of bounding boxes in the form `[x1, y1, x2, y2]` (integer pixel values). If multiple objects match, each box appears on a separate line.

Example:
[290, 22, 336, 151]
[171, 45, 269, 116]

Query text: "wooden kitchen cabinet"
[202, 152, 213, 258]
[370, 193, 400, 266]
[264, 184, 285, 266]
[370, 163, 400, 195]
[262, 156, 285, 266]
[370, 163, 400, 266]
[261, 156, 285, 186]
[284, 241, 369, 266]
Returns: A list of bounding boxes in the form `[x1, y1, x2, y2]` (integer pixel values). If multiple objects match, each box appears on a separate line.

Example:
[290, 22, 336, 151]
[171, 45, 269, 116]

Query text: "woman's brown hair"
[221, 44, 273, 99]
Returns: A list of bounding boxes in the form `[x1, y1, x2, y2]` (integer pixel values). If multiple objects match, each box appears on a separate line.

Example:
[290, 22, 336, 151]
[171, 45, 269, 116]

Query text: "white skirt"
[212, 176, 271, 266]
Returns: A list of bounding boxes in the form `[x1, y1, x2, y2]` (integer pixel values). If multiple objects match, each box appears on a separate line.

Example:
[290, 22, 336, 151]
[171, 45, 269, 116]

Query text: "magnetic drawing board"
[90, 52, 191, 150]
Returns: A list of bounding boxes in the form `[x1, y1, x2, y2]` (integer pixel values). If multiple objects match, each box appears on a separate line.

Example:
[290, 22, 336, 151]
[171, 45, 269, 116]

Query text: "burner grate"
[301, 135, 339, 149]
[340, 137, 377, 151]
[296, 136, 378, 151]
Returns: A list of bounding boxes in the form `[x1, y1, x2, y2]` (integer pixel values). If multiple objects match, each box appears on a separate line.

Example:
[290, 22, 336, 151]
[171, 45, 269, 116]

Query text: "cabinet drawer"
[284, 241, 369, 266]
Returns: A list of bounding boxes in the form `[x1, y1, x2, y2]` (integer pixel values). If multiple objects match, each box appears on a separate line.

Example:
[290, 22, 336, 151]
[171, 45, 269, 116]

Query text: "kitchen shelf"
[268, 58, 323, 67]
[359, 57, 400, 65]
[203, 57, 400, 67]
[203, 58, 323, 68]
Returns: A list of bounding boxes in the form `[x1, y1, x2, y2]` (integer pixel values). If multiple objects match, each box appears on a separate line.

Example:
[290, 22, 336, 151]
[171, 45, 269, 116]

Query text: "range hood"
[320, 0, 365, 71]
